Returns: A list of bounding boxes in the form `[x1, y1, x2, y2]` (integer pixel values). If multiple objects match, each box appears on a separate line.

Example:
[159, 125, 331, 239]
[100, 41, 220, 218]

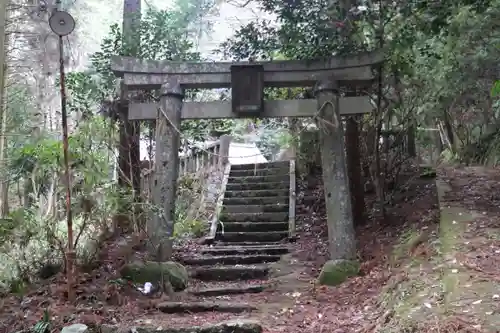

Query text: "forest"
[0, 0, 499, 332]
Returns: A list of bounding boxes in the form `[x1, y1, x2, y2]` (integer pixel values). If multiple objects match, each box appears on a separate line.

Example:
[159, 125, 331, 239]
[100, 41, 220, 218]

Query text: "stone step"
[222, 204, 288, 214]
[220, 212, 288, 222]
[225, 181, 289, 191]
[191, 265, 269, 281]
[157, 301, 256, 314]
[223, 196, 289, 206]
[217, 231, 288, 243]
[222, 221, 288, 232]
[228, 174, 289, 184]
[181, 254, 281, 266]
[224, 189, 289, 198]
[189, 284, 267, 297]
[213, 241, 284, 247]
[201, 245, 289, 256]
[230, 161, 289, 170]
[230, 168, 289, 177]
[134, 319, 262, 333]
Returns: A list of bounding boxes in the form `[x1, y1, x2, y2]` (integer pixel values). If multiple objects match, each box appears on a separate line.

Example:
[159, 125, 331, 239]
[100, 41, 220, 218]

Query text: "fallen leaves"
[9, 166, 499, 333]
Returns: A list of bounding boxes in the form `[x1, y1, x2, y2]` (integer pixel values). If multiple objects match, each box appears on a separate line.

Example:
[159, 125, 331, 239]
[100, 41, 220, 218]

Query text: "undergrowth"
[0, 168, 220, 295]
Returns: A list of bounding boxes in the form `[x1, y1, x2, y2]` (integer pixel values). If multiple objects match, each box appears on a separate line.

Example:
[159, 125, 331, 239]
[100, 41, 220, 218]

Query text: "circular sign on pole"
[49, 11, 75, 36]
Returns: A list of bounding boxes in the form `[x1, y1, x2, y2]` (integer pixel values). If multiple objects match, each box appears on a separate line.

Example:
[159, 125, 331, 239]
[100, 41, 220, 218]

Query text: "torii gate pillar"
[149, 79, 183, 261]
[315, 77, 357, 261]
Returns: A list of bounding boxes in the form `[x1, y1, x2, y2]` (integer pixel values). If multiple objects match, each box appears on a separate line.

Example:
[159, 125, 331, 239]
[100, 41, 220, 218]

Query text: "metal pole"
[50, 0, 76, 302]
[58, 33, 75, 302]
[0, 0, 8, 217]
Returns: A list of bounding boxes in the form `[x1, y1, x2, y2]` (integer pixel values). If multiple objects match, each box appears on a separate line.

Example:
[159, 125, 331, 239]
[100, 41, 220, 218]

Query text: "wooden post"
[150, 79, 183, 261]
[218, 134, 231, 168]
[288, 159, 296, 239]
[433, 129, 443, 164]
[345, 115, 366, 226]
[315, 78, 356, 261]
[289, 118, 299, 159]
[213, 145, 219, 166]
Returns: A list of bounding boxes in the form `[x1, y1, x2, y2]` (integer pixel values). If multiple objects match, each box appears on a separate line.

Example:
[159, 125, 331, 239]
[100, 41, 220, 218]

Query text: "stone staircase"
[177, 161, 294, 313]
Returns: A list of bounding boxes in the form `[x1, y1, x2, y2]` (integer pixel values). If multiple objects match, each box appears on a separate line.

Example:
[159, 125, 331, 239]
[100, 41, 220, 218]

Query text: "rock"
[317, 259, 360, 286]
[61, 324, 89, 333]
[120, 261, 188, 291]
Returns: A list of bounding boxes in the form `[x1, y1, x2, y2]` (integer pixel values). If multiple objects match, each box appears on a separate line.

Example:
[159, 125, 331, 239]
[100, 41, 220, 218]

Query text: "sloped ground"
[379, 166, 500, 333]
[7, 166, 498, 333]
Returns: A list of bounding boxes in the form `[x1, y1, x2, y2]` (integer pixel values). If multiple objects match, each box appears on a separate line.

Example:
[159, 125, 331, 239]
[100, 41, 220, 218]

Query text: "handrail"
[206, 162, 231, 243]
[288, 159, 296, 239]
[140, 135, 232, 201]
[141, 140, 222, 178]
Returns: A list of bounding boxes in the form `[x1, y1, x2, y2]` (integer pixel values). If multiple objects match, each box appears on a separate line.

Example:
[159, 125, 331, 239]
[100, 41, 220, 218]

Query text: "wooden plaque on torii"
[230, 64, 264, 117]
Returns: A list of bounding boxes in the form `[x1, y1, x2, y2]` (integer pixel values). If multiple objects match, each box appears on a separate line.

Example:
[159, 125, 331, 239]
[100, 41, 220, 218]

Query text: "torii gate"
[111, 51, 384, 260]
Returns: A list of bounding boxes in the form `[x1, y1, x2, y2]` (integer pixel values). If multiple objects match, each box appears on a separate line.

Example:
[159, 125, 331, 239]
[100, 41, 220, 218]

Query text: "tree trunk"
[407, 124, 416, 157]
[23, 178, 33, 208]
[443, 109, 455, 149]
[118, 104, 141, 193]
[345, 116, 365, 226]
[117, 0, 142, 200]
[0, 3, 8, 216]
